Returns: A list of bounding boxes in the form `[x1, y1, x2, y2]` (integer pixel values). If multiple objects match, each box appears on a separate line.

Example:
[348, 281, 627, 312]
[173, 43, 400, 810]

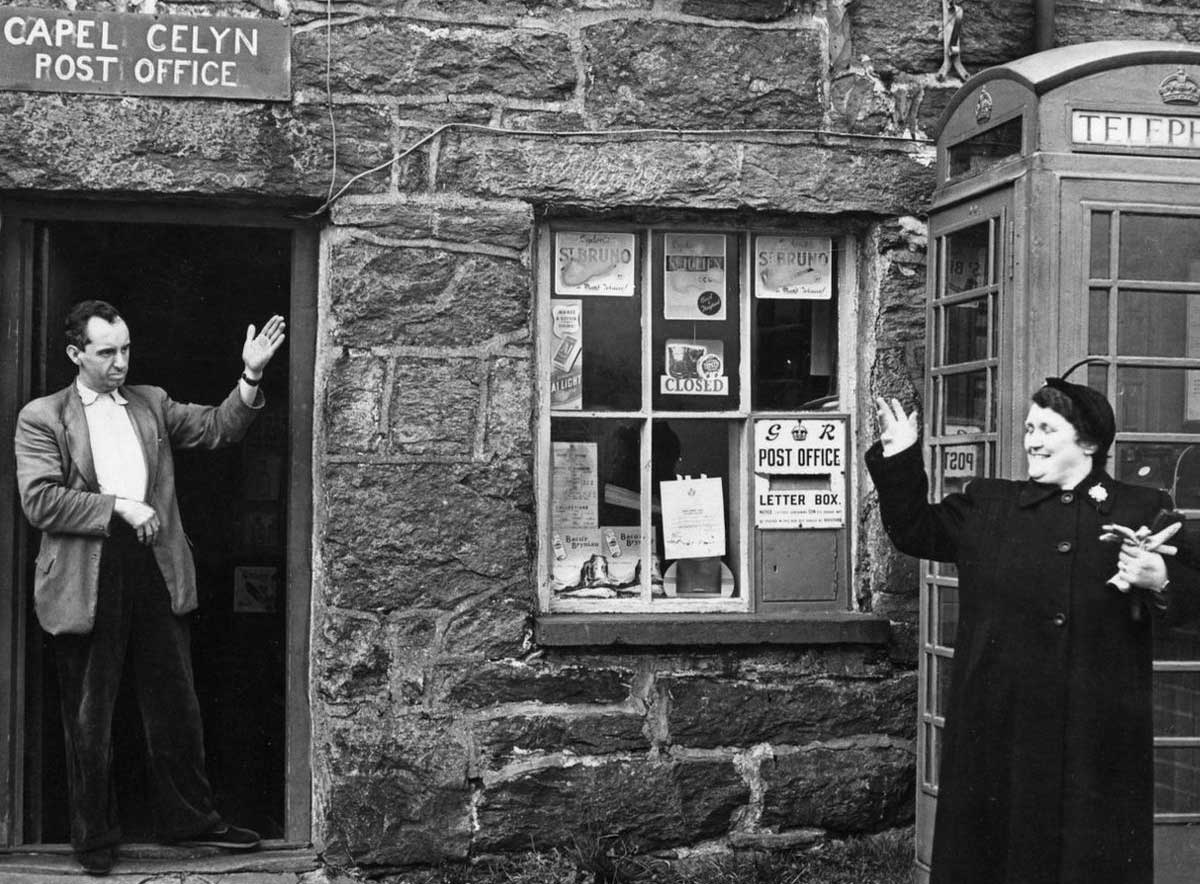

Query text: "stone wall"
[3, 0, 1191, 873]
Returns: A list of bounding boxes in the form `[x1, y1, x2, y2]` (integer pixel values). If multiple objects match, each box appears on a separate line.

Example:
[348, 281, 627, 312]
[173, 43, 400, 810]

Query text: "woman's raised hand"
[875, 397, 919, 457]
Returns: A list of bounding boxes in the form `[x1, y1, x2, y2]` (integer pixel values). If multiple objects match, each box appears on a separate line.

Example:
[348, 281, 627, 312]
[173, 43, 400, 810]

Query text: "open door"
[0, 203, 314, 848]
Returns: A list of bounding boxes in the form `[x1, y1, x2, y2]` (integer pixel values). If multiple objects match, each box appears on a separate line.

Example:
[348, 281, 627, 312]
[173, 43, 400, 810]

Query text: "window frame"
[533, 219, 867, 624]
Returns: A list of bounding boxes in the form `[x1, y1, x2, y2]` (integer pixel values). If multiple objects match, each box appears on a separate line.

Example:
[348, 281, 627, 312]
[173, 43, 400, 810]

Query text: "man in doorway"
[14, 300, 286, 876]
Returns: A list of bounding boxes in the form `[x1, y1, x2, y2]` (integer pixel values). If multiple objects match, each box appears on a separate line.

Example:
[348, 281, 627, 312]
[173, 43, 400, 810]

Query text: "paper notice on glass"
[555, 232, 636, 296]
[550, 299, 583, 410]
[664, 233, 726, 320]
[661, 338, 728, 396]
[755, 235, 833, 300]
[550, 526, 649, 598]
[660, 475, 726, 559]
[551, 441, 599, 529]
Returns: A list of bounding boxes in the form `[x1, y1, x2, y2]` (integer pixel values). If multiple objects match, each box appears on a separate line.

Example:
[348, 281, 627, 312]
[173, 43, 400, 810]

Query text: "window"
[536, 223, 853, 616]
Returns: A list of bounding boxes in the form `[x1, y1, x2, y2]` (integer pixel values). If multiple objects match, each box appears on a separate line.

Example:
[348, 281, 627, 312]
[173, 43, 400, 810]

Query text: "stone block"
[1055, 8, 1181, 44]
[315, 613, 391, 704]
[328, 238, 531, 347]
[582, 21, 823, 129]
[321, 462, 532, 611]
[324, 352, 386, 454]
[277, 102, 399, 195]
[475, 757, 748, 851]
[681, 0, 800, 21]
[387, 357, 481, 457]
[328, 200, 533, 252]
[475, 710, 650, 765]
[441, 588, 534, 659]
[484, 357, 534, 459]
[829, 73, 893, 135]
[760, 744, 916, 833]
[410, 0, 652, 12]
[443, 661, 632, 708]
[321, 722, 473, 866]
[293, 21, 575, 100]
[436, 132, 935, 215]
[663, 672, 917, 748]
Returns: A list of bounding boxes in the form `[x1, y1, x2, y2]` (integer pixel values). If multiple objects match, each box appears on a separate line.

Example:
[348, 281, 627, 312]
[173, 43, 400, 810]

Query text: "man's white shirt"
[76, 379, 148, 502]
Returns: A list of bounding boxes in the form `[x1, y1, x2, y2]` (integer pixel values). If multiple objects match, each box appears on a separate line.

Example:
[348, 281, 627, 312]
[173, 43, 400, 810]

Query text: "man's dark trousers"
[51, 519, 221, 851]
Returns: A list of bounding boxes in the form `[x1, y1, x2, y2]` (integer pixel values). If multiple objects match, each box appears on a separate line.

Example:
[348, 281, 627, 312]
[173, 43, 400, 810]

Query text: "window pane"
[1154, 670, 1200, 737]
[1155, 747, 1200, 814]
[1089, 288, 1109, 354]
[1116, 368, 1200, 434]
[944, 298, 989, 365]
[654, 419, 739, 599]
[945, 223, 990, 295]
[937, 585, 959, 647]
[753, 297, 837, 409]
[1090, 211, 1111, 279]
[1157, 623, 1200, 662]
[947, 117, 1022, 179]
[550, 293, 642, 411]
[1116, 289, 1200, 357]
[1114, 441, 1200, 504]
[1120, 213, 1200, 281]
[941, 370, 988, 435]
[940, 442, 985, 495]
[549, 418, 652, 601]
[652, 232, 741, 411]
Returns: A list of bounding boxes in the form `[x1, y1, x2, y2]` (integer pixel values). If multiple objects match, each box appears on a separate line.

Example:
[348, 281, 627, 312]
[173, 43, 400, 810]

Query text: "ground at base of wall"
[379, 828, 914, 884]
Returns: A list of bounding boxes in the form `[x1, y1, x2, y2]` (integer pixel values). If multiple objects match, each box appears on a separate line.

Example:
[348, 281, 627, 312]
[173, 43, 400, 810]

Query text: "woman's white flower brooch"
[1088, 484, 1108, 504]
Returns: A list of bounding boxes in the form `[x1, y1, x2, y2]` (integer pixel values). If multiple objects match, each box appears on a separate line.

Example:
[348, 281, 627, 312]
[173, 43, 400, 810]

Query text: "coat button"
[1057, 541, 1073, 553]
[1052, 613, 1067, 627]
[1061, 492, 1074, 504]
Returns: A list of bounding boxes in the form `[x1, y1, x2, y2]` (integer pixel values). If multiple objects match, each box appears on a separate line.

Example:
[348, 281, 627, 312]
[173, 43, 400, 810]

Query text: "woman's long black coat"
[867, 442, 1200, 884]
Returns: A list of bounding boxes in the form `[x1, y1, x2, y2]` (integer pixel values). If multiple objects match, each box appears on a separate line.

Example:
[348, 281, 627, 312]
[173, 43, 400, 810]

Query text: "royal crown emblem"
[1159, 67, 1200, 106]
[975, 87, 994, 124]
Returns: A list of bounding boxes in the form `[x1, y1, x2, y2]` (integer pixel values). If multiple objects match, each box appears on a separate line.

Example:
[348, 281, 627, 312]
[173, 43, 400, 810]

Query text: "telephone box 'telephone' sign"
[0, 8, 289, 100]
[1072, 110, 1200, 153]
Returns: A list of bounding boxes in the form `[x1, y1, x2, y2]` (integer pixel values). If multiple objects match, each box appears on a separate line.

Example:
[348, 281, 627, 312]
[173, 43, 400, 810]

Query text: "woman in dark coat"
[867, 378, 1200, 884]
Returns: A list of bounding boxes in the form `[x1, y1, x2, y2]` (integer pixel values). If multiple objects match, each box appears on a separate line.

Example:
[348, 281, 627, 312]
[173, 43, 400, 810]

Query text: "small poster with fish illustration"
[555, 232, 636, 296]
[754, 235, 832, 300]
[664, 233, 726, 320]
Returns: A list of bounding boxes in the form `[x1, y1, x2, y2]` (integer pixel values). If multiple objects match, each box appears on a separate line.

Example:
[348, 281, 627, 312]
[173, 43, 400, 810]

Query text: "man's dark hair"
[64, 300, 123, 350]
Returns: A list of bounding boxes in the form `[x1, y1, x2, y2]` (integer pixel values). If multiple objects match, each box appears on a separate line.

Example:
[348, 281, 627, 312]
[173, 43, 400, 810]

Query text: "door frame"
[0, 197, 316, 846]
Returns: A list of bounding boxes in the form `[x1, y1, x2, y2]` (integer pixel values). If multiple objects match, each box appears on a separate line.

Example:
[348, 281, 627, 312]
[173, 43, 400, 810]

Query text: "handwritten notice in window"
[660, 475, 726, 559]
[551, 442, 598, 529]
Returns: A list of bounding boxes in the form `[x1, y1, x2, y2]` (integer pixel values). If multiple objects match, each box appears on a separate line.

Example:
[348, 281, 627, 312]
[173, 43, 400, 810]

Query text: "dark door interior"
[22, 220, 291, 843]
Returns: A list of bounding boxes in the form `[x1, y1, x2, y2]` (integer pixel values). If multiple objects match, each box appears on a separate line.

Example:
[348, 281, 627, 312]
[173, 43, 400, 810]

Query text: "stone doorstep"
[0, 845, 322, 882]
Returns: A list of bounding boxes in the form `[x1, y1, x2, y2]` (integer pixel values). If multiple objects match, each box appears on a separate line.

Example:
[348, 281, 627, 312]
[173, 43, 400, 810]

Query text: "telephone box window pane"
[1117, 290, 1200, 357]
[1115, 441, 1200, 507]
[1120, 213, 1200, 281]
[549, 294, 642, 412]
[754, 297, 837, 409]
[941, 370, 988, 435]
[549, 418, 648, 602]
[653, 419, 738, 599]
[1156, 622, 1200, 661]
[937, 585, 959, 647]
[944, 298, 989, 365]
[936, 656, 953, 717]
[941, 442, 984, 495]
[1116, 368, 1200, 434]
[1089, 288, 1109, 354]
[1154, 747, 1200, 814]
[652, 233, 741, 411]
[947, 117, 1023, 179]
[945, 224, 990, 295]
[1087, 364, 1108, 399]
[1090, 212, 1111, 279]
[923, 722, 937, 787]
[1153, 671, 1200, 737]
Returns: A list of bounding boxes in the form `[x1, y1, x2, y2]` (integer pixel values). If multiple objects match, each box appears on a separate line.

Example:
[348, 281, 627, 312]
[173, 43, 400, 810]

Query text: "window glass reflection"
[1090, 211, 1111, 279]
[1115, 441, 1200, 507]
[941, 371, 988, 435]
[945, 223, 990, 295]
[1116, 368, 1200, 434]
[1089, 288, 1109, 354]
[1117, 290, 1200, 357]
[1154, 747, 1200, 814]
[944, 298, 989, 364]
[940, 442, 985, 495]
[937, 585, 959, 647]
[1119, 213, 1200, 281]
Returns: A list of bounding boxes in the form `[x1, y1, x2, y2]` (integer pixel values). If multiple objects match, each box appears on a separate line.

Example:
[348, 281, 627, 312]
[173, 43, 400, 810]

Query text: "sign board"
[1071, 110, 1200, 154]
[753, 417, 847, 529]
[554, 232, 636, 297]
[0, 8, 290, 100]
[754, 235, 833, 300]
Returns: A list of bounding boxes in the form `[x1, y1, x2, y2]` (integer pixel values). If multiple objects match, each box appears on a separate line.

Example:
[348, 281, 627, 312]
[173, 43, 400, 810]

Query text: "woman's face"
[1024, 403, 1096, 488]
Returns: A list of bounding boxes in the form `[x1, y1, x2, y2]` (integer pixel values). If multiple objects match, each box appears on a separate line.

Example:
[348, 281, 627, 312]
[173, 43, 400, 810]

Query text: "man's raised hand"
[242, 315, 287, 376]
[875, 396, 919, 457]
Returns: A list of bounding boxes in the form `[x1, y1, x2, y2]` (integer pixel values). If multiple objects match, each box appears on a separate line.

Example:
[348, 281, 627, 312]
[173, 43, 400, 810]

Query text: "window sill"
[0, 843, 319, 878]
[535, 612, 891, 647]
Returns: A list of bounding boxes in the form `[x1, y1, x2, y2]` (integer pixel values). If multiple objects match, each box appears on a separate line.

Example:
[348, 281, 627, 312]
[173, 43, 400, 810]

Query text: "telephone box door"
[1061, 178, 1200, 882]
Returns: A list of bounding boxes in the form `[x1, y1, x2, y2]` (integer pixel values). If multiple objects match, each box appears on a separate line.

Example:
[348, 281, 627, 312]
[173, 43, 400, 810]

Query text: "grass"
[382, 829, 914, 884]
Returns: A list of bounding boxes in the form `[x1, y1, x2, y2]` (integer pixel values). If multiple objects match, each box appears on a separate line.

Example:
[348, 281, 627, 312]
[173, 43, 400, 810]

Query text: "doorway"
[0, 204, 315, 847]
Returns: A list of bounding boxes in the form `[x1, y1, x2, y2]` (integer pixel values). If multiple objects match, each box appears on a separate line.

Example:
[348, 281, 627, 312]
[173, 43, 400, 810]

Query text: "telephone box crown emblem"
[1159, 67, 1200, 106]
[975, 87, 993, 123]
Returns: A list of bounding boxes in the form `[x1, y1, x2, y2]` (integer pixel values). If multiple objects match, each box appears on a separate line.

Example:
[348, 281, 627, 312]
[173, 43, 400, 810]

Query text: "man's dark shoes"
[176, 822, 261, 851]
[76, 845, 117, 876]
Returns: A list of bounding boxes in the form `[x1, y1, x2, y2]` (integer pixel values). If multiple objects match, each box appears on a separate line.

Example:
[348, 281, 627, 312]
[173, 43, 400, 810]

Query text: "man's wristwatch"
[241, 372, 261, 386]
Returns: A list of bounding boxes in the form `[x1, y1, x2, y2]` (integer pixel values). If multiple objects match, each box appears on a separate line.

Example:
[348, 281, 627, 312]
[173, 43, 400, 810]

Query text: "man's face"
[67, 317, 130, 394]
